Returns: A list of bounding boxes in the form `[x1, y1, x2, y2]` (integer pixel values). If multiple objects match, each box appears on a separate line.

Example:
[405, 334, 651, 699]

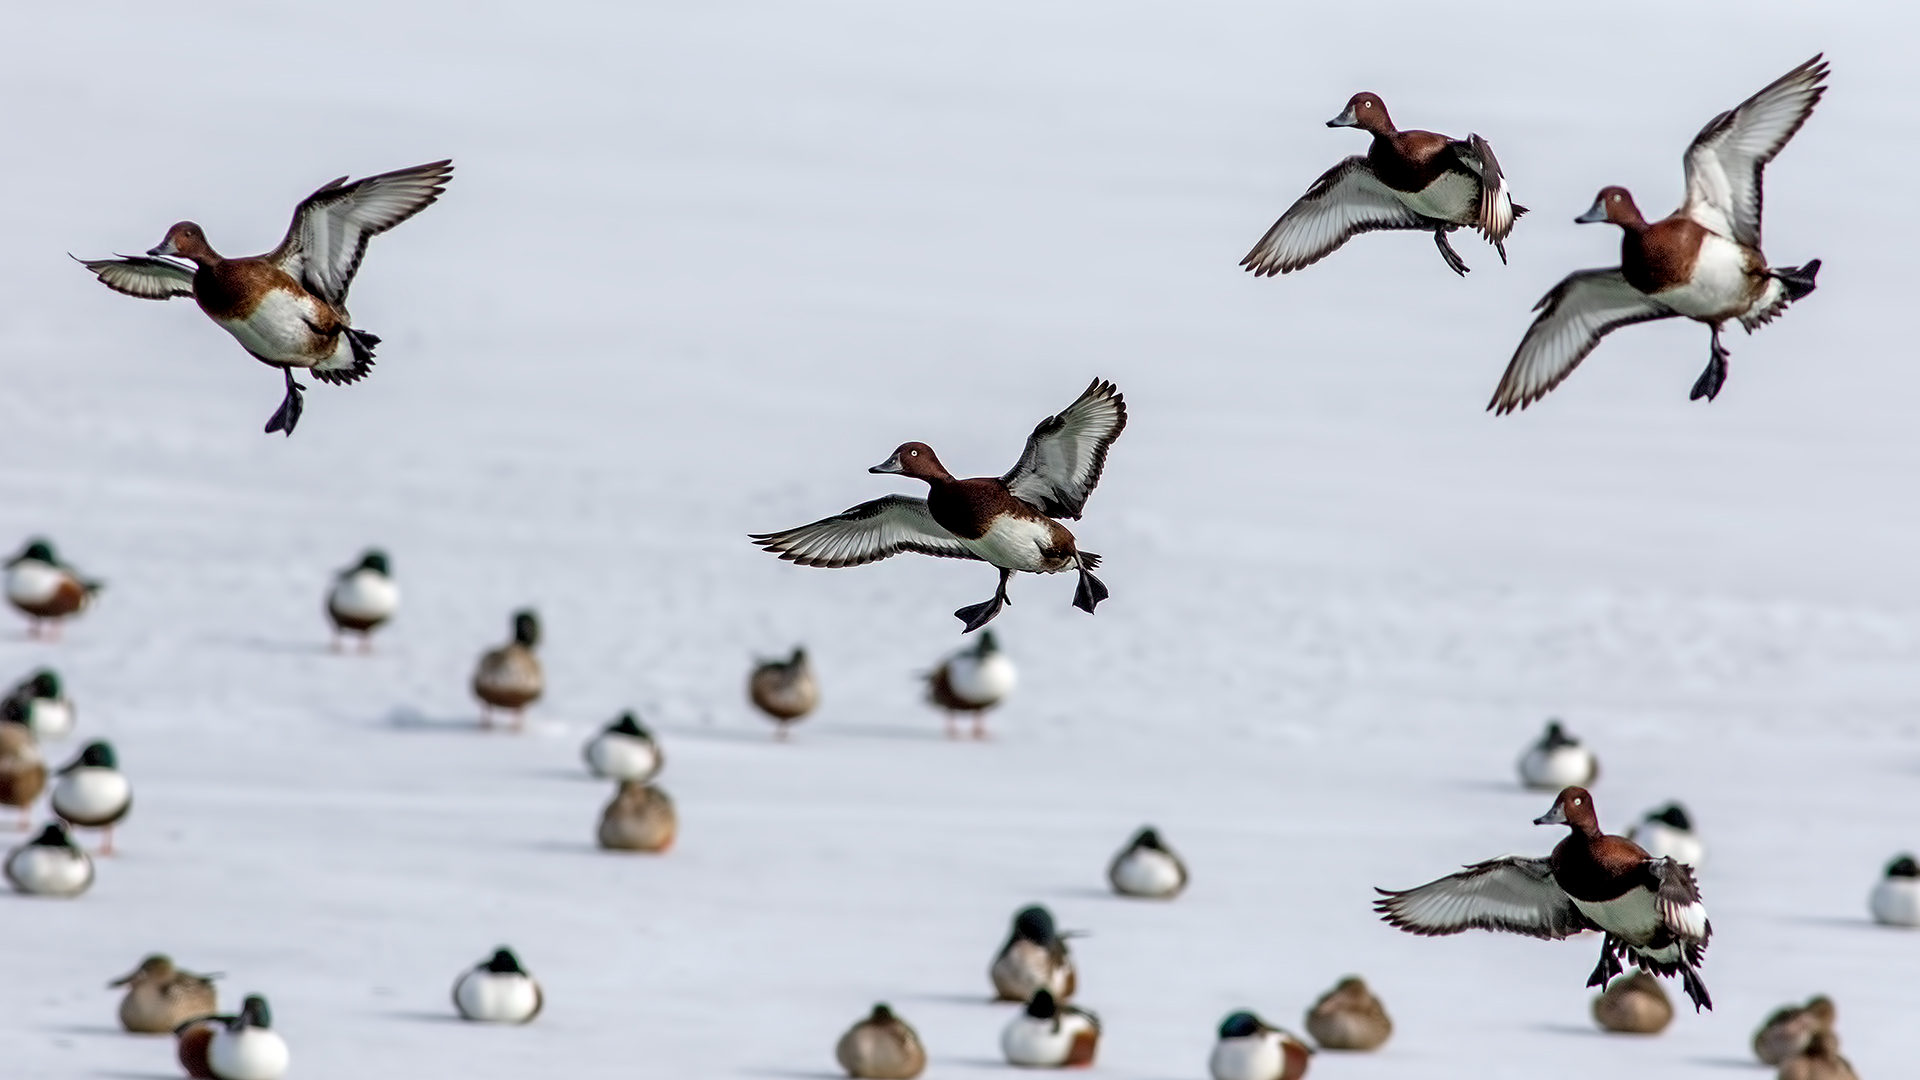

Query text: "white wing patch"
[271, 160, 454, 308]
[1683, 55, 1828, 248]
[1241, 157, 1430, 276]
[751, 495, 982, 568]
[1489, 269, 1678, 413]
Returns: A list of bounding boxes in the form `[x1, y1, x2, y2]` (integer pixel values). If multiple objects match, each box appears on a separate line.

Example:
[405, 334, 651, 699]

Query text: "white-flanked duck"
[1304, 976, 1391, 1051]
[5, 539, 100, 639]
[1001, 989, 1099, 1069]
[1755, 995, 1835, 1065]
[1208, 1011, 1312, 1080]
[111, 954, 219, 1034]
[453, 947, 543, 1024]
[753, 379, 1126, 633]
[926, 630, 1017, 738]
[1491, 56, 1826, 411]
[1592, 969, 1673, 1034]
[78, 161, 453, 435]
[4, 821, 93, 896]
[1629, 803, 1704, 867]
[596, 780, 677, 853]
[991, 905, 1077, 1002]
[0, 715, 47, 829]
[1241, 93, 1523, 277]
[1108, 826, 1189, 899]
[583, 711, 663, 782]
[1868, 853, 1920, 926]
[204, 995, 289, 1080]
[750, 649, 818, 738]
[473, 610, 544, 730]
[1376, 786, 1713, 1010]
[1517, 720, 1598, 790]
[1777, 1031, 1858, 1080]
[326, 549, 397, 652]
[835, 1003, 928, 1080]
[4, 669, 74, 741]
[52, 740, 132, 855]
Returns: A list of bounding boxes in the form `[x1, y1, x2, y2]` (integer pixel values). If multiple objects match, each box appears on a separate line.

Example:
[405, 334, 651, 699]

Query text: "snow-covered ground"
[5, 2, 1918, 1077]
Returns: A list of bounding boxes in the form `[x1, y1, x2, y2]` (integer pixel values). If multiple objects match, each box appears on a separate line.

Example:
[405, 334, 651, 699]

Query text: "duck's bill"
[1326, 105, 1359, 128]
[146, 238, 180, 257]
[869, 453, 905, 475]
[1533, 803, 1569, 825]
[1574, 197, 1609, 224]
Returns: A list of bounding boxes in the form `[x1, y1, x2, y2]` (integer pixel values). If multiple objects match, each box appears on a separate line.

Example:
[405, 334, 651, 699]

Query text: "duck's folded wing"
[1488, 269, 1678, 414]
[750, 495, 982, 568]
[1240, 157, 1430, 276]
[1375, 856, 1588, 939]
[1683, 54, 1827, 248]
[1001, 379, 1127, 520]
[1459, 134, 1523, 245]
[74, 255, 196, 300]
[271, 160, 454, 307]
[1650, 857, 1711, 944]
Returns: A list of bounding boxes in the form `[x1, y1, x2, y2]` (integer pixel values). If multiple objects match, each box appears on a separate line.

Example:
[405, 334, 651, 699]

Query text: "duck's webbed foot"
[1677, 965, 1713, 1012]
[1433, 229, 1470, 276]
[265, 369, 307, 435]
[1690, 326, 1731, 402]
[1585, 937, 1626, 989]
[955, 568, 1013, 633]
[1072, 566, 1109, 614]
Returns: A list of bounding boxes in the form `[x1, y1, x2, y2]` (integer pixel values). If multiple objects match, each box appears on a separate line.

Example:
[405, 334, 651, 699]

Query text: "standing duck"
[1629, 803, 1704, 867]
[926, 630, 1017, 738]
[749, 649, 818, 738]
[1755, 995, 1836, 1065]
[5, 539, 100, 639]
[326, 550, 398, 652]
[205, 995, 289, 1080]
[1002, 990, 1099, 1069]
[1777, 1031, 1858, 1080]
[1490, 56, 1826, 411]
[0, 715, 47, 829]
[473, 610, 544, 730]
[52, 740, 132, 855]
[991, 905, 1077, 1002]
[1107, 826, 1189, 899]
[835, 1003, 927, 1080]
[753, 379, 1126, 633]
[4, 821, 94, 897]
[1592, 969, 1673, 1034]
[4, 669, 74, 741]
[111, 954, 219, 1034]
[1242, 93, 1523, 277]
[1303, 976, 1391, 1051]
[596, 781, 677, 853]
[453, 947, 543, 1024]
[1209, 1011, 1312, 1080]
[1517, 720, 1598, 790]
[1376, 786, 1713, 1010]
[78, 161, 453, 435]
[583, 711, 663, 782]
[1868, 853, 1920, 926]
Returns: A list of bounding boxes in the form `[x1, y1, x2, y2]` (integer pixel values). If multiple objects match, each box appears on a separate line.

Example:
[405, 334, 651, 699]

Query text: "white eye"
[1573, 798, 1583, 806]
[910, 450, 919, 457]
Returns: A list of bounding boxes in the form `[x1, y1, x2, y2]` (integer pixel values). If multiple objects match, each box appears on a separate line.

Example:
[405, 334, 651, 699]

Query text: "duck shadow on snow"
[384, 707, 487, 733]
[201, 633, 336, 656]
[385, 1009, 467, 1024]
[91, 1071, 181, 1080]
[1687, 1056, 1769, 1070]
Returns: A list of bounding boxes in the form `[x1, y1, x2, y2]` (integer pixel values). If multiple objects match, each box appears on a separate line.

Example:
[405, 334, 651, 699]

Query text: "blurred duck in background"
[1001, 990, 1098, 1069]
[1868, 854, 1920, 927]
[1517, 719, 1598, 790]
[1776, 1031, 1857, 1080]
[1754, 995, 1836, 1065]
[326, 550, 397, 652]
[1107, 826, 1188, 899]
[0, 715, 47, 829]
[1629, 803, 1703, 867]
[4, 822, 93, 897]
[926, 631, 1016, 739]
[597, 781, 677, 853]
[51, 740, 132, 855]
[991, 904, 1076, 1002]
[111, 954, 218, 1034]
[3, 669, 74, 741]
[5, 539, 100, 639]
[749, 649, 817, 738]
[1304, 977, 1391, 1051]
[835, 1004, 926, 1079]
[1592, 970, 1672, 1034]
[583, 711, 662, 782]
[204, 995, 289, 1080]
[473, 610, 544, 731]
[1208, 1011, 1311, 1080]
[453, 948, 542, 1023]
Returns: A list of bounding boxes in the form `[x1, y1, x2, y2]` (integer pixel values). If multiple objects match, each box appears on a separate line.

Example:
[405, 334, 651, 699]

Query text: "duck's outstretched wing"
[1488, 269, 1678, 414]
[1240, 157, 1430, 276]
[1375, 856, 1589, 940]
[751, 495, 981, 568]
[1457, 134, 1525, 251]
[1683, 54, 1827, 248]
[270, 160, 454, 307]
[74, 255, 196, 300]
[1000, 379, 1126, 520]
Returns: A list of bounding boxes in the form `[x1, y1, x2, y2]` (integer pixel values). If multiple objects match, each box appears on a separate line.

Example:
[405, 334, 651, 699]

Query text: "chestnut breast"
[193, 259, 309, 322]
[1368, 131, 1460, 194]
[927, 478, 1057, 542]
[1551, 834, 1653, 903]
[1622, 218, 1708, 295]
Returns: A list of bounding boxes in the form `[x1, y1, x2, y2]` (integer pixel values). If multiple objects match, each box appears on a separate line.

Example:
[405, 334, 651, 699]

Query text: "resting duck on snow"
[5, 539, 100, 639]
[926, 630, 1017, 738]
[1592, 969, 1673, 1034]
[1304, 976, 1391, 1051]
[1241, 92, 1523, 277]
[0, 714, 48, 828]
[597, 780, 677, 853]
[454, 947, 543, 1023]
[473, 610, 544, 730]
[1629, 803, 1703, 867]
[78, 161, 453, 436]
[749, 648, 818, 737]
[111, 954, 219, 1034]
[991, 905, 1077, 1002]
[326, 550, 397, 651]
[52, 740, 132, 855]
[1108, 826, 1188, 899]
[1376, 786, 1713, 1011]
[753, 379, 1126, 633]
[1001, 990, 1099, 1069]
[1208, 1011, 1311, 1080]
[1868, 853, 1920, 926]
[3, 669, 74, 741]
[584, 711, 663, 782]
[4, 821, 93, 897]
[1490, 56, 1826, 412]
[1754, 995, 1836, 1065]
[187, 995, 289, 1080]
[1518, 719, 1597, 790]
[835, 1004, 928, 1080]
[1777, 1031, 1858, 1080]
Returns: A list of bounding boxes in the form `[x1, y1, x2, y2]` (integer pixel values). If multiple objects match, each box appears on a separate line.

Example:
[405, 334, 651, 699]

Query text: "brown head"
[148, 222, 218, 263]
[870, 441, 952, 483]
[1575, 187, 1648, 229]
[1533, 786, 1603, 837]
[1328, 93, 1394, 135]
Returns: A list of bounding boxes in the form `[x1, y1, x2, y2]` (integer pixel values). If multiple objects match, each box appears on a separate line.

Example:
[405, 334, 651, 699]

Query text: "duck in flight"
[752, 379, 1125, 633]
[1490, 56, 1826, 412]
[77, 161, 453, 435]
[1241, 93, 1523, 277]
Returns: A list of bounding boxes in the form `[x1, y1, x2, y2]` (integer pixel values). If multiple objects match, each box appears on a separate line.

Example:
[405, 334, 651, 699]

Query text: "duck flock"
[3, 9, 1913, 1080]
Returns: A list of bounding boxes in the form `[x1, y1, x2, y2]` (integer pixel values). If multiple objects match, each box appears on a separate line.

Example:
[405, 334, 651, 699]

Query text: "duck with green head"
[52, 740, 132, 855]
[326, 549, 397, 652]
[5, 539, 101, 640]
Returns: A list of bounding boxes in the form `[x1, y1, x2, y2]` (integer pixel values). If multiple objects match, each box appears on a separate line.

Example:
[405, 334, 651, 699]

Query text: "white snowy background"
[4, 1, 1916, 1077]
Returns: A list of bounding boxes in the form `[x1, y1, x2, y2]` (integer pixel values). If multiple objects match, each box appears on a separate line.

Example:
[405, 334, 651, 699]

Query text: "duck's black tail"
[1775, 259, 1821, 301]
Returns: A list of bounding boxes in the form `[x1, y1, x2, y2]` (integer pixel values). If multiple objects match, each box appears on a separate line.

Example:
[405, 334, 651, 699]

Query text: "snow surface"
[6, 2, 1920, 1077]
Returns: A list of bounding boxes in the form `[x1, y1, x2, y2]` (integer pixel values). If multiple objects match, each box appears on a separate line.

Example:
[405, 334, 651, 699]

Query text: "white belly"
[1519, 746, 1595, 789]
[1399, 171, 1480, 224]
[1870, 878, 1920, 927]
[1001, 1013, 1094, 1067]
[1110, 848, 1185, 898]
[1654, 233, 1754, 319]
[1572, 891, 1664, 945]
[5, 844, 93, 896]
[26, 698, 75, 741]
[53, 768, 131, 825]
[218, 290, 329, 366]
[454, 970, 541, 1023]
[329, 570, 399, 623]
[964, 517, 1064, 573]
[1209, 1034, 1283, 1080]
[1629, 822, 1703, 868]
[947, 652, 1017, 706]
[991, 942, 1071, 1001]
[209, 1028, 289, 1080]
[584, 733, 661, 782]
[6, 561, 62, 606]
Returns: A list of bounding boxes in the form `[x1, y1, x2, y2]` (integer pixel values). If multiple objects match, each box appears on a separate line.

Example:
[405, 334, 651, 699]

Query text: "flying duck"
[583, 711, 663, 782]
[5, 539, 100, 639]
[326, 550, 398, 651]
[835, 1003, 928, 1080]
[1208, 1011, 1312, 1080]
[472, 610, 544, 730]
[752, 379, 1126, 633]
[1517, 719, 1598, 790]
[453, 947, 543, 1024]
[111, 954, 219, 1034]
[0, 716, 47, 829]
[1107, 826, 1189, 899]
[203, 995, 289, 1080]
[4, 669, 74, 741]
[51, 740, 132, 855]
[1868, 853, 1920, 927]
[1241, 93, 1523, 277]
[749, 649, 818, 737]
[926, 630, 1017, 739]
[1629, 803, 1703, 867]
[1592, 969, 1673, 1034]
[1490, 56, 1826, 411]
[1001, 989, 1099, 1069]
[1755, 995, 1836, 1065]
[4, 821, 94, 897]
[78, 161, 453, 435]
[1376, 786, 1713, 1011]
[991, 904, 1077, 1003]
[1304, 976, 1391, 1051]
[597, 780, 677, 853]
